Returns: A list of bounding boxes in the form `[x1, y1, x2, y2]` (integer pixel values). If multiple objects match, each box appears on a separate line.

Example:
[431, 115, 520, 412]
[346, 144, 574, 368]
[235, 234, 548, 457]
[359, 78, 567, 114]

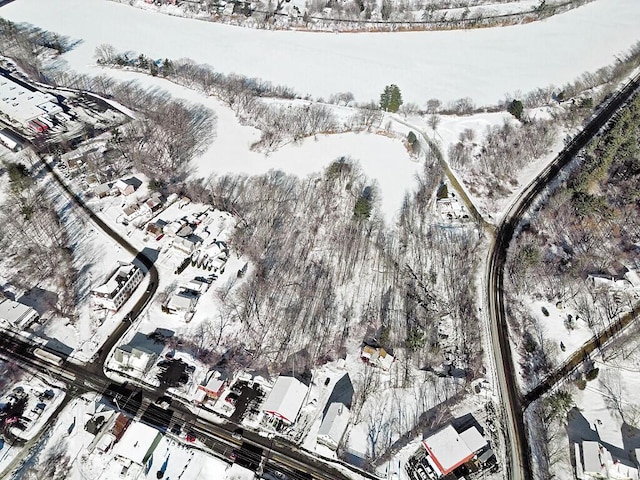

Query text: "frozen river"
[2, 0, 640, 105]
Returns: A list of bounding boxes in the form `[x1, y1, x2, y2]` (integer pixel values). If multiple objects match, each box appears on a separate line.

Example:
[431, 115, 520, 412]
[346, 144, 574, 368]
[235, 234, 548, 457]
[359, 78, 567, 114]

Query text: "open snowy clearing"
[2, 0, 640, 106]
[95, 69, 423, 222]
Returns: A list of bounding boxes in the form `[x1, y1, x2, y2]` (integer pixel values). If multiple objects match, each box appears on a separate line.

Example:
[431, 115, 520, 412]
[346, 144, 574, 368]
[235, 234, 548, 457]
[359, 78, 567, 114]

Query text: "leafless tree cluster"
[0, 18, 78, 81]
[526, 390, 573, 479]
[179, 147, 484, 417]
[23, 440, 71, 480]
[449, 117, 556, 183]
[0, 161, 77, 317]
[245, 102, 338, 151]
[44, 72, 216, 183]
[0, 361, 23, 393]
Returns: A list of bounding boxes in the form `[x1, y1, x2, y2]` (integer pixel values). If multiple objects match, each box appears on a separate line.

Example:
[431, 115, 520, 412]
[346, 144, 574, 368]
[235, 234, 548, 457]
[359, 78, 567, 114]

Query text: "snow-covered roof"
[114, 421, 162, 466]
[261, 376, 308, 424]
[225, 463, 255, 480]
[317, 403, 350, 448]
[0, 75, 61, 124]
[203, 374, 225, 392]
[422, 425, 475, 475]
[0, 298, 39, 328]
[93, 263, 138, 297]
[168, 291, 195, 312]
[459, 427, 487, 454]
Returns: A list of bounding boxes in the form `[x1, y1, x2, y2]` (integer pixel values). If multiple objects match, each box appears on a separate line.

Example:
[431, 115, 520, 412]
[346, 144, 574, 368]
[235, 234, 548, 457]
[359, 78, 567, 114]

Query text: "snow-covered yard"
[2, 0, 640, 106]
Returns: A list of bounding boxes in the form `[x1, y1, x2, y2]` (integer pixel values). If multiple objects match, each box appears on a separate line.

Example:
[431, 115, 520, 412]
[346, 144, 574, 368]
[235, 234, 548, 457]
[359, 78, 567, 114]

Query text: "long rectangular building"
[0, 74, 62, 126]
[92, 262, 143, 312]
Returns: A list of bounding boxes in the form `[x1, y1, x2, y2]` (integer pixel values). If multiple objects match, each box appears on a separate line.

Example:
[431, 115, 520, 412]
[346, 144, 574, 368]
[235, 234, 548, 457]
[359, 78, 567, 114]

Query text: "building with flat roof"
[422, 424, 488, 477]
[91, 262, 143, 312]
[0, 297, 39, 329]
[578, 441, 639, 480]
[0, 74, 62, 126]
[261, 376, 309, 425]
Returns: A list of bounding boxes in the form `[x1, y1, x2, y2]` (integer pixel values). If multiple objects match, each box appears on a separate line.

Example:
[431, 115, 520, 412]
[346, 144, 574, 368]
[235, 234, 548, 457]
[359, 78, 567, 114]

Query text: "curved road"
[487, 72, 640, 480]
[0, 157, 365, 480]
[38, 155, 160, 367]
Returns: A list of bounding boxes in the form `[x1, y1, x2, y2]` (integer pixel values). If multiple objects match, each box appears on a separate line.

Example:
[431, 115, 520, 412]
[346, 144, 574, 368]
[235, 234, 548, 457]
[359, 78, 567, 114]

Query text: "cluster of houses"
[93, 176, 166, 226]
[164, 277, 210, 321]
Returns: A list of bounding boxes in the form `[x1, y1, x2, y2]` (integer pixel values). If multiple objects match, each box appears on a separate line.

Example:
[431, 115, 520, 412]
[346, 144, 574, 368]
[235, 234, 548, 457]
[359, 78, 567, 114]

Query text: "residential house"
[93, 182, 111, 198]
[165, 290, 197, 315]
[146, 220, 165, 236]
[361, 345, 394, 371]
[197, 371, 227, 400]
[122, 204, 141, 222]
[0, 297, 39, 329]
[140, 194, 163, 216]
[113, 345, 157, 375]
[113, 179, 135, 196]
[172, 236, 200, 255]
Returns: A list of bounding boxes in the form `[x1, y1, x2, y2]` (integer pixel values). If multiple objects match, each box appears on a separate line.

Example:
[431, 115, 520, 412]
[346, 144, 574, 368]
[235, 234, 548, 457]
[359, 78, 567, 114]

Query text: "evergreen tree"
[507, 99, 524, 120]
[380, 84, 403, 113]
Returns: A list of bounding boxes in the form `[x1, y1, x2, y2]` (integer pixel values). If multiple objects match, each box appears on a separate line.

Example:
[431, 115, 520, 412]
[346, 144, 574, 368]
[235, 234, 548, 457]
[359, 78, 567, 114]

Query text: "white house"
[172, 236, 200, 255]
[112, 421, 162, 479]
[0, 297, 39, 329]
[317, 403, 350, 450]
[261, 376, 309, 425]
[91, 263, 143, 312]
[578, 441, 639, 480]
[113, 345, 157, 376]
[113, 179, 136, 196]
[166, 290, 197, 315]
[122, 204, 141, 223]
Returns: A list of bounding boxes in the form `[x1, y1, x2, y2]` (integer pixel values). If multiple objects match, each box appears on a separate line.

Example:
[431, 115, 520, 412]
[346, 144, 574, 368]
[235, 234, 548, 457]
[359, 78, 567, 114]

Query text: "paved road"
[0, 333, 360, 480]
[486, 72, 640, 480]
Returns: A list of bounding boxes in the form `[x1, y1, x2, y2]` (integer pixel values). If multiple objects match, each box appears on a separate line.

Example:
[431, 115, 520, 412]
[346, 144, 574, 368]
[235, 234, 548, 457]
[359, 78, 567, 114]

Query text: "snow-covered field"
[2, 0, 640, 106]
[94, 69, 424, 222]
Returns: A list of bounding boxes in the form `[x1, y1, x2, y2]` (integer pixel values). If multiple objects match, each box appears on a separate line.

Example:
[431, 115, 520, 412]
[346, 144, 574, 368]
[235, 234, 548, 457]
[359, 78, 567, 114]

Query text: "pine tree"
[380, 84, 403, 113]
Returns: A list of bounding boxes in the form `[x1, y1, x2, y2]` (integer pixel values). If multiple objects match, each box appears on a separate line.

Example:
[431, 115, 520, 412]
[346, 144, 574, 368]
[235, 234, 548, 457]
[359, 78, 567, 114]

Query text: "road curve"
[486, 72, 640, 480]
[38, 154, 160, 367]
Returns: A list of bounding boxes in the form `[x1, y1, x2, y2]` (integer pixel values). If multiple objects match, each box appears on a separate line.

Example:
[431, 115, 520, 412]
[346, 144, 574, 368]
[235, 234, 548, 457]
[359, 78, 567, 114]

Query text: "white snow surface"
[92, 69, 422, 222]
[2, 0, 640, 106]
